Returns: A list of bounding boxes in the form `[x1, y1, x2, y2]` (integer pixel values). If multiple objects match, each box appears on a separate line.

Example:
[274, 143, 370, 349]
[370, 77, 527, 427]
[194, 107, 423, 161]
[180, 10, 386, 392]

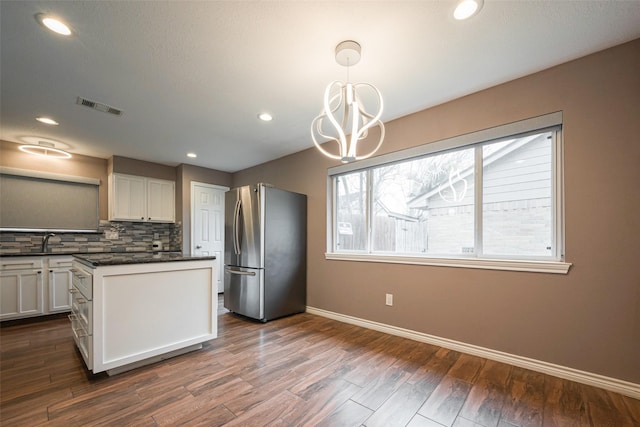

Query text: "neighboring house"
[337, 132, 553, 256]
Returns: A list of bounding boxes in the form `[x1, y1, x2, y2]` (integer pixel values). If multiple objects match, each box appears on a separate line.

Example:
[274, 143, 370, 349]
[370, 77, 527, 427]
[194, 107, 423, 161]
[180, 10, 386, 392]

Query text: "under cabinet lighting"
[187, 153, 197, 158]
[258, 113, 273, 122]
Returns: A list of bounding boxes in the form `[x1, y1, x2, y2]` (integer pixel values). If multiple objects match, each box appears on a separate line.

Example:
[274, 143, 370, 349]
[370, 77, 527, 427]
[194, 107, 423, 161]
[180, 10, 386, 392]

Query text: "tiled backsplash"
[0, 220, 182, 255]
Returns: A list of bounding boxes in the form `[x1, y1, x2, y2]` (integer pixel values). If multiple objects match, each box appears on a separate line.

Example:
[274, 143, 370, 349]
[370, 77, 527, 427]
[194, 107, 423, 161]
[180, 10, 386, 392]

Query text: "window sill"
[324, 253, 571, 274]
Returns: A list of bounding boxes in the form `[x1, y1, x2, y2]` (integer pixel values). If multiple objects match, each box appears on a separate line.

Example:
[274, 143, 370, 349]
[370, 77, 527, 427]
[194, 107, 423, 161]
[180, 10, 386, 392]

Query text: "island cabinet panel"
[100, 268, 214, 366]
[71, 255, 216, 375]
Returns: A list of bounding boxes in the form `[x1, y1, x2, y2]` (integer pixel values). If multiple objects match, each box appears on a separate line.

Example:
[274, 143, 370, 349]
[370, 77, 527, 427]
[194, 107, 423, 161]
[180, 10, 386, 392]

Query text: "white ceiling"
[2, 1, 639, 173]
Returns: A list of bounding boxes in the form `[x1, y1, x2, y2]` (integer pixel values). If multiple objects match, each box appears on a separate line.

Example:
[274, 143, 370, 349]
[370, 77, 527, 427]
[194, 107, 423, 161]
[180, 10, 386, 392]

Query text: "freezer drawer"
[224, 267, 263, 320]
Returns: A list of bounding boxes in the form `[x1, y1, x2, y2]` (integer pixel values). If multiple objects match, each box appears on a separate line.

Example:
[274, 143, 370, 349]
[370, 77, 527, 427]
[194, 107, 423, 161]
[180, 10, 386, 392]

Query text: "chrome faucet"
[41, 233, 55, 252]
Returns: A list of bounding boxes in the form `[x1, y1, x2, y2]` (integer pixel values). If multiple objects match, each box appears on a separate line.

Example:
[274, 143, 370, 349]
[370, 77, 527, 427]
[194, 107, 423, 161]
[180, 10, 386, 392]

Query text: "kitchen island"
[71, 252, 217, 375]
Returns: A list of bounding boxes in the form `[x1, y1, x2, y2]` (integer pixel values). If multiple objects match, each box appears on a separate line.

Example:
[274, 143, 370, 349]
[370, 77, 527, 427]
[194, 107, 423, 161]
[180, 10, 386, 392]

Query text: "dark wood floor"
[1, 297, 639, 426]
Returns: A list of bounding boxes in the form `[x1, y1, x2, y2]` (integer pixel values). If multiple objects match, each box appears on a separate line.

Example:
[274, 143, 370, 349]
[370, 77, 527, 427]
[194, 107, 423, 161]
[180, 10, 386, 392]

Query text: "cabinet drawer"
[48, 256, 73, 268]
[70, 318, 93, 370]
[0, 258, 43, 270]
[71, 291, 92, 334]
[71, 269, 92, 300]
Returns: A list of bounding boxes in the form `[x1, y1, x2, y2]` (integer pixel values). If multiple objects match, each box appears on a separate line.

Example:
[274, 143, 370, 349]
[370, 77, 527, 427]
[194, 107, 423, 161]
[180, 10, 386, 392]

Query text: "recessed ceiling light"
[187, 153, 197, 158]
[258, 113, 273, 122]
[37, 14, 72, 36]
[36, 117, 59, 125]
[453, 0, 484, 20]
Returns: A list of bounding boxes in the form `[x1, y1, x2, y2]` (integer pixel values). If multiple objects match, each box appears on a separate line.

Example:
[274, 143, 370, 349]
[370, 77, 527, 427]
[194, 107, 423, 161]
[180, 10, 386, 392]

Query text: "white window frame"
[326, 112, 571, 274]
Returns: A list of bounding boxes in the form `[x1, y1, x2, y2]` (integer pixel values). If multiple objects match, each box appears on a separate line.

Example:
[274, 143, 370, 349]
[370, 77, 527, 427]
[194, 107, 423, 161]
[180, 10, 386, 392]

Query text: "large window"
[328, 112, 570, 273]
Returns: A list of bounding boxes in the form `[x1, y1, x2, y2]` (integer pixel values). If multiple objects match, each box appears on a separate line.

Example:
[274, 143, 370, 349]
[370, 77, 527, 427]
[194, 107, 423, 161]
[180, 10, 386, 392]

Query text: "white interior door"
[191, 182, 228, 293]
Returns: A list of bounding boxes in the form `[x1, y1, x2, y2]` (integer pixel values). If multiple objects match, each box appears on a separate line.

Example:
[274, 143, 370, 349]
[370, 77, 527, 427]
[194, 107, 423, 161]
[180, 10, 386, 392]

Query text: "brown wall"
[233, 39, 640, 384]
[0, 140, 109, 219]
[0, 146, 182, 221]
[0, 145, 233, 236]
[110, 155, 177, 181]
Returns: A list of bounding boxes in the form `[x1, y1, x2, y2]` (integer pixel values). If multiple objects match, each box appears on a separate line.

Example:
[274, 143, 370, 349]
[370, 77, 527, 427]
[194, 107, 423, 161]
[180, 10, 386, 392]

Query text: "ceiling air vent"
[76, 96, 123, 116]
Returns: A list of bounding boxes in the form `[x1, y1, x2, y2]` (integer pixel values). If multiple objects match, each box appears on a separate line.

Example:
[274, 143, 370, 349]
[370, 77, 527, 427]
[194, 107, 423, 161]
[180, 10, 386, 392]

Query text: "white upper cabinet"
[110, 174, 146, 221]
[146, 178, 175, 222]
[109, 173, 175, 223]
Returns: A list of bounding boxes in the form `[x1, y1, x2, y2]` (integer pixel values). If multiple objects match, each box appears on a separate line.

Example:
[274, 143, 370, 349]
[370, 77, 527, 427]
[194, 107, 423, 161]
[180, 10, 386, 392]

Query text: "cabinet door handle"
[2, 263, 36, 268]
[76, 297, 87, 304]
[68, 314, 78, 321]
[69, 288, 79, 294]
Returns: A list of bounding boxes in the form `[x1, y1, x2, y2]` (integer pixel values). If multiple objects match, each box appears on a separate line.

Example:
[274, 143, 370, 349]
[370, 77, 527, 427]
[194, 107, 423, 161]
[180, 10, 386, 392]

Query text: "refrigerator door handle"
[225, 268, 256, 276]
[233, 199, 241, 255]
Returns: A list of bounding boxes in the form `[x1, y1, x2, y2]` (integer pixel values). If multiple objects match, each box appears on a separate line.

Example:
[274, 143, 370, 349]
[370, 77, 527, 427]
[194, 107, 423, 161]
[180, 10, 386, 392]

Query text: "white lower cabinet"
[48, 257, 73, 312]
[0, 256, 73, 321]
[0, 258, 43, 320]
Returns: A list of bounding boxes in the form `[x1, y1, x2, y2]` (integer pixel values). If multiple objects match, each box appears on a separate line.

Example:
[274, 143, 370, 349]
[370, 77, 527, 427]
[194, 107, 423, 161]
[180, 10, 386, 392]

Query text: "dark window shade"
[0, 174, 99, 231]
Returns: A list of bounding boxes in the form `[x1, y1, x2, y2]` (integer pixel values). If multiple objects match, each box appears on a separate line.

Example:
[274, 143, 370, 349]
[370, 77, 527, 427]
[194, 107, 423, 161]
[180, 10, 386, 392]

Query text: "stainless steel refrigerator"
[224, 183, 306, 322]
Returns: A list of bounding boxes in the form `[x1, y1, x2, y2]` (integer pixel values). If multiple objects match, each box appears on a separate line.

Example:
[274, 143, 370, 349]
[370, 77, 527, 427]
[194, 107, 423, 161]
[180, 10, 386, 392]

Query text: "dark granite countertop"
[73, 252, 216, 268]
[0, 252, 77, 257]
[0, 251, 180, 258]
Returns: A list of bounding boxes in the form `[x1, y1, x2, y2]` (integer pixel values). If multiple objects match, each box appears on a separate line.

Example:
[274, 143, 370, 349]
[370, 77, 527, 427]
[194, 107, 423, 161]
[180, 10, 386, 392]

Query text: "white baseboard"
[305, 306, 640, 400]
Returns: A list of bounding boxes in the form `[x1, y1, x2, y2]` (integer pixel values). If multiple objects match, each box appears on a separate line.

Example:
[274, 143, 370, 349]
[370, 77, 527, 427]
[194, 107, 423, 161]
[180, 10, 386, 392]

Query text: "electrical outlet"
[385, 293, 393, 306]
[104, 230, 119, 240]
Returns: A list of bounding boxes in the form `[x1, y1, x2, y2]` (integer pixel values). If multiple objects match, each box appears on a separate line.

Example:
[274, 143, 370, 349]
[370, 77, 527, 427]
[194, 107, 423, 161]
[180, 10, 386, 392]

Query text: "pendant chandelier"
[311, 40, 384, 163]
